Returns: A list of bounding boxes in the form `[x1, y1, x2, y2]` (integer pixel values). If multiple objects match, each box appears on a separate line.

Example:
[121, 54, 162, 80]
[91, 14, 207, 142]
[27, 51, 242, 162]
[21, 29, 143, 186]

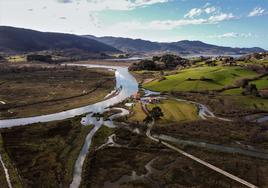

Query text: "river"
[0, 63, 266, 188]
[0, 64, 138, 188]
[0, 65, 138, 128]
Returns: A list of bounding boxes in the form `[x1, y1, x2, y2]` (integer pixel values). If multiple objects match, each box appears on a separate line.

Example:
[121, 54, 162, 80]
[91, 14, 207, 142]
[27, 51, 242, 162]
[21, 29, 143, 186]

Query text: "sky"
[0, 0, 268, 49]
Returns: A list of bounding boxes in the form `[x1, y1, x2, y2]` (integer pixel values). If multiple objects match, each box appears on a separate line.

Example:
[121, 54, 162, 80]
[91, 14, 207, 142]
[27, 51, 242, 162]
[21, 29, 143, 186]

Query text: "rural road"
[142, 101, 258, 188]
[0, 154, 12, 188]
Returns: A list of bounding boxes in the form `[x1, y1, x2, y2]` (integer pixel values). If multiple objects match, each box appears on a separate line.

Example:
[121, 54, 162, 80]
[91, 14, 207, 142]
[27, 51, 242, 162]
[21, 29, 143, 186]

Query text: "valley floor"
[0, 60, 268, 188]
[0, 63, 115, 119]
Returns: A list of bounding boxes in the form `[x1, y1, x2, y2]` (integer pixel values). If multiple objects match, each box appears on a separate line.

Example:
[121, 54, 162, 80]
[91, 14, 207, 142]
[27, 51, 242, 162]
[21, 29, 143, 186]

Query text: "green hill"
[144, 66, 258, 92]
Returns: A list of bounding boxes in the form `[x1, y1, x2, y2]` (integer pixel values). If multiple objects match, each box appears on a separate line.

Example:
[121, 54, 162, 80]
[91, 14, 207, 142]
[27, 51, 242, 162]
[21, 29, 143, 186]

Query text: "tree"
[152, 56, 161, 62]
[150, 106, 164, 120]
[249, 84, 260, 97]
[27, 54, 52, 62]
[143, 116, 153, 124]
[242, 83, 260, 97]
[241, 79, 249, 88]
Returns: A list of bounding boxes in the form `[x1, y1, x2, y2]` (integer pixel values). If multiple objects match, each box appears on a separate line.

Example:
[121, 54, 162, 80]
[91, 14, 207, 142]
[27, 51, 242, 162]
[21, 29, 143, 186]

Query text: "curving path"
[0, 64, 264, 188]
[143, 98, 258, 188]
[0, 64, 138, 188]
[154, 134, 268, 160]
[0, 154, 12, 188]
[70, 107, 130, 188]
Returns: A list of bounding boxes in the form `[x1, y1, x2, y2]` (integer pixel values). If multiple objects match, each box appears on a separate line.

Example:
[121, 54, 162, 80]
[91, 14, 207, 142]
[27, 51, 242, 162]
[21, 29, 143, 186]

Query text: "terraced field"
[144, 66, 258, 92]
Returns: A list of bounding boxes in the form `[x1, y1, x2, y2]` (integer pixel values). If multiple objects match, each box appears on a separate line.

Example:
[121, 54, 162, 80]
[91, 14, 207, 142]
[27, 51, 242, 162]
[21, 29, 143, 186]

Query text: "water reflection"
[0, 65, 138, 128]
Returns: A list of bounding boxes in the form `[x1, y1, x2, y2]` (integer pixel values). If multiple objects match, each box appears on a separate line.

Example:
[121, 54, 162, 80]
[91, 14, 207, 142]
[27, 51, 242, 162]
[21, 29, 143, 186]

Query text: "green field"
[222, 75, 268, 95]
[144, 66, 258, 92]
[251, 76, 268, 90]
[221, 88, 242, 95]
[147, 99, 199, 123]
[128, 102, 147, 123]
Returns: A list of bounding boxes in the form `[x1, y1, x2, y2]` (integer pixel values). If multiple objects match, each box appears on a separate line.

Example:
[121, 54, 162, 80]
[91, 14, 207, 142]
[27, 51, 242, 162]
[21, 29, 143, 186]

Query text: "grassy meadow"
[221, 75, 268, 111]
[147, 99, 199, 123]
[144, 66, 258, 92]
[140, 64, 268, 112]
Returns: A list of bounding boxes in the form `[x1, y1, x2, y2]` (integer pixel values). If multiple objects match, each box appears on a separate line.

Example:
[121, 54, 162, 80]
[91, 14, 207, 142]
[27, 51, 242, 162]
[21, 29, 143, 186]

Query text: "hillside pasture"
[144, 66, 258, 92]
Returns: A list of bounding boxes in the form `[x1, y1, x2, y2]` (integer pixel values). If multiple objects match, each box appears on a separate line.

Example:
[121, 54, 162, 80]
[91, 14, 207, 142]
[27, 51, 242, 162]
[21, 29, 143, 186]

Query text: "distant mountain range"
[0, 26, 120, 54]
[0, 26, 265, 56]
[85, 35, 266, 55]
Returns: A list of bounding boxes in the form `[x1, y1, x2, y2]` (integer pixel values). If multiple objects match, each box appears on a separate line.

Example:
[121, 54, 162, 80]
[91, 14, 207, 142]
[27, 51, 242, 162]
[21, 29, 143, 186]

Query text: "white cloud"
[57, 0, 169, 11]
[134, 0, 169, 6]
[110, 19, 207, 31]
[0, 0, 238, 42]
[184, 8, 203, 18]
[248, 7, 266, 17]
[209, 32, 253, 39]
[208, 13, 235, 22]
[204, 6, 216, 14]
[184, 5, 217, 18]
[111, 13, 235, 32]
[148, 18, 208, 29]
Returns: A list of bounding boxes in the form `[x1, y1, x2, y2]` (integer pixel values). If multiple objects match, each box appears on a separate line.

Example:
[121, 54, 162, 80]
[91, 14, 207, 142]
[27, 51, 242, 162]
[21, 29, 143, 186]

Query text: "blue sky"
[0, 0, 267, 49]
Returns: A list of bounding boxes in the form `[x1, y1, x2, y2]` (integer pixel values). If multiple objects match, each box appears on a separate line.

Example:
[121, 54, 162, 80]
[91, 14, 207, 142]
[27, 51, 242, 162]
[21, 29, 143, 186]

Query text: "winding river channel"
[0, 64, 138, 128]
[0, 64, 138, 188]
[0, 63, 267, 188]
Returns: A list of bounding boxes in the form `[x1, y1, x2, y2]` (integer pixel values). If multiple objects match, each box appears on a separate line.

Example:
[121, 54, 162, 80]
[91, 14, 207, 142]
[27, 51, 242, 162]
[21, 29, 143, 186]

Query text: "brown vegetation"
[0, 64, 115, 118]
[152, 119, 268, 150]
[0, 116, 92, 187]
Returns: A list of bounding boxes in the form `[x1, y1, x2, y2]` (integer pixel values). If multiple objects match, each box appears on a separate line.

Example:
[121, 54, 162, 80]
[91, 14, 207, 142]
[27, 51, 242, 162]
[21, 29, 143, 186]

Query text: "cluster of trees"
[241, 80, 260, 97]
[0, 55, 5, 63]
[205, 60, 216, 66]
[245, 64, 267, 74]
[129, 54, 190, 71]
[27, 54, 52, 63]
[206, 56, 237, 66]
[239, 52, 268, 62]
[143, 106, 164, 123]
[118, 54, 130, 58]
[129, 59, 158, 71]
